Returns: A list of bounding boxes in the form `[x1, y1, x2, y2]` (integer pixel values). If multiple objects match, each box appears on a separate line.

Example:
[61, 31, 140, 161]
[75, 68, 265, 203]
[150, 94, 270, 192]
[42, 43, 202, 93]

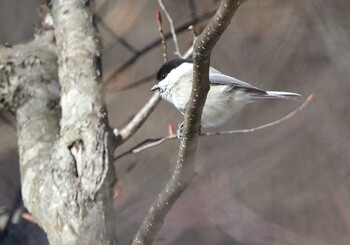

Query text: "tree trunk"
[0, 1, 117, 244]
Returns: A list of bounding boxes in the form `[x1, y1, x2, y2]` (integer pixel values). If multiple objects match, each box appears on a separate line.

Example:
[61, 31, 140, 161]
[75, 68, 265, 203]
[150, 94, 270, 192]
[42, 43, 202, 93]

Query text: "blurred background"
[1, 0, 350, 244]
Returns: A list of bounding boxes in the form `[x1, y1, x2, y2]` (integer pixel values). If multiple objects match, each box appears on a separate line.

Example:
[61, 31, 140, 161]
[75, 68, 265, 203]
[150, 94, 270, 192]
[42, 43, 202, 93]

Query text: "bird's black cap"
[156, 58, 192, 81]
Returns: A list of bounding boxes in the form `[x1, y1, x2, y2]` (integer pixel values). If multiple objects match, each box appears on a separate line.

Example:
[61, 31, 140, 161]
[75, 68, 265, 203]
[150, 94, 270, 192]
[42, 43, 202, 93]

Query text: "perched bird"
[151, 58, 300, 129]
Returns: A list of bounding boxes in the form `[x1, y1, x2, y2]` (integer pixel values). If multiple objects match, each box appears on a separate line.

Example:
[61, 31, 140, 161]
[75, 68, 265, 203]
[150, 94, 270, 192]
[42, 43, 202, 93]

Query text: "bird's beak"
[151, 84, 160, 91]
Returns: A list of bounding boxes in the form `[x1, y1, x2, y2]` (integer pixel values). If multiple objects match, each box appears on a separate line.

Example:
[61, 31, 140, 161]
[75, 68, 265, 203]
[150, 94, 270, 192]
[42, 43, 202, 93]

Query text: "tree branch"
[158, 0, 181, 57]
[115, 94, 313, 160]
[0, 30, 60, 241]
[104, 9, 216, 85]
[112, 8, 171, 146]
[113, 7, 196, 147]
[156, 10, 168, 62]
[1, 2, 119, 243]
[131, 1, 243, 244]
[38, 0, 116, 243]
[114, 92, 161, 146]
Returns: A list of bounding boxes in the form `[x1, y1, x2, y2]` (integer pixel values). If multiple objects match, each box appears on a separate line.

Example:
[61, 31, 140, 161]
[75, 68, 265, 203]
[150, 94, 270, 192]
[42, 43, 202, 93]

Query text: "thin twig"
[114, 135, 175, 160]
[114, 92, 161, 146]
[156, 11, 168, 62]
[158, 0, 181, 57]
[115, 94, 313, 160]
[95, 15, 139, 54]
[205, 93, 314, 136]
[104, 9, 216, 85]
[112, 7, 179, 146]
[118, 73, 156, 91]
[182, 46, 193, 59]
[113, 43, 193, 146]
[118, 43, 193, 91]
[188, 25, 198, 38]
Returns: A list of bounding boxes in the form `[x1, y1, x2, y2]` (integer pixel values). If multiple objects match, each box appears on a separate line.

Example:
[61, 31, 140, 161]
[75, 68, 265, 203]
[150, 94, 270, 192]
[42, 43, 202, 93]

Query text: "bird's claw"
[176, 122, 184, 139]
[176, 122, 201, 139]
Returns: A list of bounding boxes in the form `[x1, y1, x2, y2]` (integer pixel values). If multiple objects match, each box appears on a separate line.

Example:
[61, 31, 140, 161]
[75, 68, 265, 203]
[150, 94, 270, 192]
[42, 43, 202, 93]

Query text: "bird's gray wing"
[209, 73, 266, 94]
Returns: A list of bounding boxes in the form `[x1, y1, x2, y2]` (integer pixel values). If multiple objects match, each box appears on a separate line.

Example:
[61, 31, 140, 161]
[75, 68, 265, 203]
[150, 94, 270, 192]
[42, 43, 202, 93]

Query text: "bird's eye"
[161, 74, 166, 79]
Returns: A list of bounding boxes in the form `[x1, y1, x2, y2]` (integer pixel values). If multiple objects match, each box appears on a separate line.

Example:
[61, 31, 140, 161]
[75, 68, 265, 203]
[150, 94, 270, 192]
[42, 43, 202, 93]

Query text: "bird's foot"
[176, 122, 184, 140]
[176, 122, 201, 139]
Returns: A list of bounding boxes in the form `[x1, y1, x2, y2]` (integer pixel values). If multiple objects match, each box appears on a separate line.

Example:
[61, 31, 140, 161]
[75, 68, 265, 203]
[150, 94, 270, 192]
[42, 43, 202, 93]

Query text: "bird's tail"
[251, 91, 301, 100]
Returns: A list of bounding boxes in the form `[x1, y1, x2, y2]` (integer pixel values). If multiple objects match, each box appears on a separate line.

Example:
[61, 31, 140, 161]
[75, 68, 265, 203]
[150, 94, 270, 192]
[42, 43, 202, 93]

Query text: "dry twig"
[104, 9, 216, 85]
[114, 92, 161, 146]
[113, 17, 193, 146]
[113, 7, 176, 146]
[115, 94, 313, 160]
[158, 0, 181, 57]
[156, 11, 168, 62]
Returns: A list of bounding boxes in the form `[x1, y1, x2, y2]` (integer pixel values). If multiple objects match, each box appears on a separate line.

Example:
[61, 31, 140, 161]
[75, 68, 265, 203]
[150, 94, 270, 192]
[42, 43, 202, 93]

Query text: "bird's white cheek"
[156, 80, 169, 99]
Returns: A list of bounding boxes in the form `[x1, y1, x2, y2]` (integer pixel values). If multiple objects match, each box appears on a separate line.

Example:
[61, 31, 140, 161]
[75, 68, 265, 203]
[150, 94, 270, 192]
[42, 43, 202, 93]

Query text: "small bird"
[151, 58, 300, 129]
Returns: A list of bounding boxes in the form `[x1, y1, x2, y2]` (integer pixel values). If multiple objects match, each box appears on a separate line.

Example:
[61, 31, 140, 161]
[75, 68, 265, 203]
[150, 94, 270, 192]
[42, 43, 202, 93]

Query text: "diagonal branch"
[113, 43, 193, 146]
[95, 14, 139, 54]
[114, 92, 161, 146]
[113, 8, 170, 147]
[131, 1, 244, 244]
[117, 47, 194, 91]
[104, 9, 216, 85]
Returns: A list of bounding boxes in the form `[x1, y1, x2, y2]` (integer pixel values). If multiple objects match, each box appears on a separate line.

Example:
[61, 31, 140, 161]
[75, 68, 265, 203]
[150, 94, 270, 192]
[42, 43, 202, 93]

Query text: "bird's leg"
[176, 122, 184, 139]
[176, 122, 201, 139]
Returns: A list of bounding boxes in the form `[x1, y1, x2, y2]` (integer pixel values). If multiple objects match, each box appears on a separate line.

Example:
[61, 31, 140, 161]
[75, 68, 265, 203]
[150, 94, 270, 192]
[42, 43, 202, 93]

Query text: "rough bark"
[0, 1, 117, 244]
[0, 32, 60, 241]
